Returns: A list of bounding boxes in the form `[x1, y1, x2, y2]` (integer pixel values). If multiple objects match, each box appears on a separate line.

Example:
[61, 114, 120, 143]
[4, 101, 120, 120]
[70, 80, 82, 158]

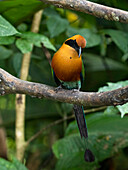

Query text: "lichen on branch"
[42, 0, 128, 23]
[0, 68, 128, 107]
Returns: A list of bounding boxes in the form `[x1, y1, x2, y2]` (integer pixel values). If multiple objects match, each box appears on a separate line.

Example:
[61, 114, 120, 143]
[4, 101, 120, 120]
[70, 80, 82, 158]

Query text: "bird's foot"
[71, 89, 80, 93]
[54, 85, 62, 92]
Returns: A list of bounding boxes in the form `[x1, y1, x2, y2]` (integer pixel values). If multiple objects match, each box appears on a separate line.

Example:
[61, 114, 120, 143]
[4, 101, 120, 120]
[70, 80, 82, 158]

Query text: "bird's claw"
[71, 89, 80, 93]
[54, 85, 62, 92]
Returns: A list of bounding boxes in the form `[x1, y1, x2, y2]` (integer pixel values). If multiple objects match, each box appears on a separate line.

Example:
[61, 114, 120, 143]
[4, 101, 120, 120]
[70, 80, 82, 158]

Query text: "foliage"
[53, 113, 128, 169]
[99, 80, 128, 117]
[0, 157, 27, 170]
[0, 0, 128, 169]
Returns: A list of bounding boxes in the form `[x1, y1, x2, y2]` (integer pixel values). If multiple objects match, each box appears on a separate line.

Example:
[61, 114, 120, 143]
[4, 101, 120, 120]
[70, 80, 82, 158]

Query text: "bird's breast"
[51, 45, 82, 82]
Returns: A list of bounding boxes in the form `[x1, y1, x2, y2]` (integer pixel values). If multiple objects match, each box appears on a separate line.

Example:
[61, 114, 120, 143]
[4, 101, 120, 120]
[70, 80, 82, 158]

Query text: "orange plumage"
[51, 35, 86, 82]
[51, 35, 95, 162]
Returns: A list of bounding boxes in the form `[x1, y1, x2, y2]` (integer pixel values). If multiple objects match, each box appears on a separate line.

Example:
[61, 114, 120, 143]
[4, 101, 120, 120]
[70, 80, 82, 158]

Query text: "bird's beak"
[79, 47, 82, 57]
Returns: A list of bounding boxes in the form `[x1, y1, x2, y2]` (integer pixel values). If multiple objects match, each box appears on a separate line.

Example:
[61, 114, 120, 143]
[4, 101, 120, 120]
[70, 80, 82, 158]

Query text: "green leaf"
[46, 16, 69, 38]
[99, 80, 128, 92]
[16, 39, 33, 53]
[67, 27, 101, 48]
[122, 53, 128, 62]
[12, 53, 22, 76]
[0, 158, 27, 170]
[0, 158, 17, 170]
[102, 29, 128, 53]
[104, 106, 119, 115]
[0, 15, 18, 36]
[12, 158, 28, 170]
[84, 53, 128, 71]
[44, 7, 59, 17]
[0, 36, 15, 45]
[17, 23, 28, 32]
[53, 135, 98, 170]
[0, 46, 13, 60]
[86, 33, 101, 48]
[117, 103, 128, 118]
[55, 152, 98, 170]
[53, 113, 128, 169]
[99, 80, 128, 117]
[20, 32, 56, 51]
[0, 0, 45, 25]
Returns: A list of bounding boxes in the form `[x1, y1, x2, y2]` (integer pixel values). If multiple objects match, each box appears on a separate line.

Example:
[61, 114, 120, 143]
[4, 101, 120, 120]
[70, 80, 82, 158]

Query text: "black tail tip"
[84, 149, 95, 162]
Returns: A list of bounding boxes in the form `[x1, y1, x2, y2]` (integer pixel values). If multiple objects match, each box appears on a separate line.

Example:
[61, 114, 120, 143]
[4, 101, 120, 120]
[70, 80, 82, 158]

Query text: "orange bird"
[51, 35, 95, 162]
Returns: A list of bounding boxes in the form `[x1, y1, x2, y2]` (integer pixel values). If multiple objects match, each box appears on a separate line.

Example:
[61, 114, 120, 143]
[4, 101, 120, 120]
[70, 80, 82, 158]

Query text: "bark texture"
[42, 0, 128, 23]
[0, 68, 128, 107]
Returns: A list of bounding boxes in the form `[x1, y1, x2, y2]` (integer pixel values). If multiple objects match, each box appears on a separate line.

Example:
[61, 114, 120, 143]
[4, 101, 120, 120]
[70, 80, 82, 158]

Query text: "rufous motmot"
[51, 35, 95, 162]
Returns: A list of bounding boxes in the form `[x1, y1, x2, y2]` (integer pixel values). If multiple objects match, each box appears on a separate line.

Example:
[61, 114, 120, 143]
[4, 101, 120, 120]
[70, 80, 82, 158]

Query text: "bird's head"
[65, 35, 86, 57]
[71, 35, 86, 48]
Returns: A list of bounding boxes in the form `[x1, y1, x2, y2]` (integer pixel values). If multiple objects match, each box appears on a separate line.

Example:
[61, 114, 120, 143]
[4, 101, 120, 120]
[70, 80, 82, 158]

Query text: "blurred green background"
[0, 0, 128, 169]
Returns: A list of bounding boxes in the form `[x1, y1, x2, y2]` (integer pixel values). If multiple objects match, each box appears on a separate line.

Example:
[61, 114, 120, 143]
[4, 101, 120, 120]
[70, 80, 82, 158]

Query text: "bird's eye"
[70, 57, 72, 59]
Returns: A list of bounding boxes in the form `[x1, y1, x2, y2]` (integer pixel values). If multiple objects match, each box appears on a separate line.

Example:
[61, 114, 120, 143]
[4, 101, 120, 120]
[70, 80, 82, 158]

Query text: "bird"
[51, 35, 95, 162]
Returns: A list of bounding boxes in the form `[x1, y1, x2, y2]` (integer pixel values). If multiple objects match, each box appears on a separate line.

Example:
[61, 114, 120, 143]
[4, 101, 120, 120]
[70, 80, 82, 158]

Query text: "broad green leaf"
[31, 54, 42, 60]
[67, 27, 101, 48]
[0, 158, 17, 170]
[102, 29, 128, 53]
[0, 15, 18, 36]
[12, 53, 22, 76]
[46, 16, 69, 38]
[0, 46, 13, 60]
[12, 158, 28, 170]
[55, 152, 98, 170]
[117, 104, 128, 118]
[122, 53, 128, 62]
[44, 7, 59, 17]
[53, 113, 128, 169]
[53, 135, 98, 170]
[0, 0, 45, 25]
[84, 53, 128, 71]
[86, 33, 101, 48]
[67, 27, 91, 38]
[16, 39, 33, 53]
[0, 158, 27, 170]
[99, 80, 128, 92]
[17, 23, 28, 32]
[20, 32, 56, 51]
[104, 106, 119, 115]
[0, 36, 15, 45]
[99, 80, 128, 117]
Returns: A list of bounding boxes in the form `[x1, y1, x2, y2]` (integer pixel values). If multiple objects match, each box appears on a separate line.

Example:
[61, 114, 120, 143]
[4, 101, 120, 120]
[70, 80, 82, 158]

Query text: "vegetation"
[0, 0, 128, 169]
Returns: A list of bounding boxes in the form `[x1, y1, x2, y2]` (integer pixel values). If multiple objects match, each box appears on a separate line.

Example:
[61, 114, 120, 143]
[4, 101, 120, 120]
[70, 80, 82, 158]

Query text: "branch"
[26, 114, 74, 145]
[41, 43, 52, 65]
[0, 68, 128, 107]
[42, 0, 128, 23]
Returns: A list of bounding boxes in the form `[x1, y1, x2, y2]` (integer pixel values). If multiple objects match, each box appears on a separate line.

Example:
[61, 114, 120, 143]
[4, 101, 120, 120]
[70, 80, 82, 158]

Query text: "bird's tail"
[73, 104, 95, 162]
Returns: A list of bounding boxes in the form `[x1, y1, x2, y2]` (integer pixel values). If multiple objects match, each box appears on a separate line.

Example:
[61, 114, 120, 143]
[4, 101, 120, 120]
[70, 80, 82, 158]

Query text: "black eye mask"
[65, 39, 83, 55]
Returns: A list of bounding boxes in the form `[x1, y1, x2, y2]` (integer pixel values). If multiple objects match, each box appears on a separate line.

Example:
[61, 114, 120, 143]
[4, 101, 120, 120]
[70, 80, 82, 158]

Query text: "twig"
[26, 106, 106, 144]
[84, 106, 107, 114]
[26, 114, 74, 145]
[41, 43, 52, 65]
[42, 0, 128, 23]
